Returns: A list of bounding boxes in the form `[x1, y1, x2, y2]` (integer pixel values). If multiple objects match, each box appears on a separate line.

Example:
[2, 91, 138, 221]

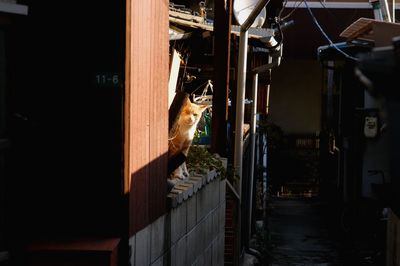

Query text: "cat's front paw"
[172, 173, 185, 180]
[183, 170, 190, 178]
[171, 167, 185, 180]
[182, 162, 190, 178]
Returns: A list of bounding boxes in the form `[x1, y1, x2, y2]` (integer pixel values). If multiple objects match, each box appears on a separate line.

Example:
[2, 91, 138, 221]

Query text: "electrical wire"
[281, 0, 304, 21]
[303, 0, 359, 62]
[278, 0, 289, 19]
[317, 0, 360, 32]
[316, 0, 342, 31]
[190, 79, 210, 95]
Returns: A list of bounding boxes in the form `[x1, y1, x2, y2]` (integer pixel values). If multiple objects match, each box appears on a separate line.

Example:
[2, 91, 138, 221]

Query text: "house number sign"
[94, 73, 122, 88]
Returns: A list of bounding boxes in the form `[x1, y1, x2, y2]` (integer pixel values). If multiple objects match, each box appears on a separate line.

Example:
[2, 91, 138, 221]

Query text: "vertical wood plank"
[125, 0, 169, 235]
[149, 0, 169, 223]
[124, 0, 132, 195]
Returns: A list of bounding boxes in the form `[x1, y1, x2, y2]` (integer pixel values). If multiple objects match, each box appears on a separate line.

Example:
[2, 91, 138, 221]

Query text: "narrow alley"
[267, 198, 386, 266]
[2, 1, 400, 266]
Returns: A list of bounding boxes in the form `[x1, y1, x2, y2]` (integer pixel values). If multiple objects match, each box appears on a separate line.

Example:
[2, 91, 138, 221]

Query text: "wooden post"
[212, 0, 232, 157]
[125, 0, 169, 235]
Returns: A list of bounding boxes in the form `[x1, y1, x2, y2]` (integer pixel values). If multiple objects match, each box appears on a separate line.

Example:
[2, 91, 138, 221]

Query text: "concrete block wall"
[129, 177, 226, 266]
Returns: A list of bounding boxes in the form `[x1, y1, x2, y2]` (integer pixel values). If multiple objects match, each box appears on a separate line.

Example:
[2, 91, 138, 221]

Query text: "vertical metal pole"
[234, 30, 248, 198]
[392, 0, 395, 22]
[371, 1, 384, 21]
[379, 0, 392, 22]
[248, 73, 258, 240]
[234, 0, 270, 199]
[265, 83, 271, 115]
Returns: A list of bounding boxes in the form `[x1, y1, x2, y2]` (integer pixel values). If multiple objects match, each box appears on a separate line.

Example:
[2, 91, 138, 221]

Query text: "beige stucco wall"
[268, 58, 322, 134]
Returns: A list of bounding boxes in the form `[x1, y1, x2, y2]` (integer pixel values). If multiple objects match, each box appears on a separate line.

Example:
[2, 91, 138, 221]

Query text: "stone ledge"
[167, 170, 220, 209]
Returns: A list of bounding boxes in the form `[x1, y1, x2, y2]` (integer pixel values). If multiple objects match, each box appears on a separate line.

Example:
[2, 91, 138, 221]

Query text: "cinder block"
[187, 220, 205, 264]
[187, 179, 200, 193]
[175, 185, 189, 200]
[204, 244, 212, 266]
[202, 174, 207, 186]
[219, 201, 226, 233]
[211, 180, 220, 210]
[151, 214, 167, 263]
[191, 176, 204, 190]
[218, 232, 225, 266]
[212, 208, 219, 240]
[170, 242, 177, 266]
[151, 254, 163, 266]
[197, 219, 206, 259]
[193, 253, 204, 266]
[167, 193, 178, 208]
[196, 185, 207, 223]
[186, 225, 197, 265]
[171, 202, 187, 245]
[207, 169, 217, 183]
[196, 184, 212, 223]
[211, 239, 219, 266]
[193, 173, 206, 186]
[135, 225, 151, 266]
[175, 235, 187, 266]
[180, 182, 194, 197]
[219, 179, 226, 204]
[205, 212, 213, 247]
[187, 194, 197, 233]
[129, 235, 135, 266]
[170, 188, 184, 204]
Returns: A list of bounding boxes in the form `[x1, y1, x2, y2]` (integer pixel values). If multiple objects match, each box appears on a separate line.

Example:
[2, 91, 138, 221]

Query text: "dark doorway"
[6, 1, 126, 241]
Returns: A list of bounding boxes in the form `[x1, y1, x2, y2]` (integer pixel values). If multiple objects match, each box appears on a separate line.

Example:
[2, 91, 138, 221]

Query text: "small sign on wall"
[93, 72, 122, 88]
[363, 108, 380, 139]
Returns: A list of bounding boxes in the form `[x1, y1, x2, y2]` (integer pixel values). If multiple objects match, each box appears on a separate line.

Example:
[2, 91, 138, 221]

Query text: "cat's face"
[179, 102, 208, 128]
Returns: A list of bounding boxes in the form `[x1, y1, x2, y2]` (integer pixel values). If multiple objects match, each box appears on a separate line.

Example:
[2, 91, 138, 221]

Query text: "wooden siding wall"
[125, 0, 169, 236]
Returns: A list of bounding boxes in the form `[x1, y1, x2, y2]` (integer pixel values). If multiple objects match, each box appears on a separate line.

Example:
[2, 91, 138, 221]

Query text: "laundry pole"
[234, 0, 270, 199]
[247, 61, 277, 242]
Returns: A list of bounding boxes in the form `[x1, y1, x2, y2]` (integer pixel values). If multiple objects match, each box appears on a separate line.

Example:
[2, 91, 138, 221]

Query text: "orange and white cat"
[168, 99, 208, 180]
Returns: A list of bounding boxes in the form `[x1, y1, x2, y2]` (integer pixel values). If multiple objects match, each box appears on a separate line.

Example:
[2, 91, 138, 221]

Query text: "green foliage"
[186, 145, 226, 178]
[193, 111, 212, 145]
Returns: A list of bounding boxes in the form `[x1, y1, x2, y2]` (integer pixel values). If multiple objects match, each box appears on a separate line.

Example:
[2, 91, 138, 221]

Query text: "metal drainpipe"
[265, 73, 271, 115]
[234, 30, 248, 200]
[234, 0, 270, 199]
[248, 73, 258, 242]
[248, 62, 277, 243]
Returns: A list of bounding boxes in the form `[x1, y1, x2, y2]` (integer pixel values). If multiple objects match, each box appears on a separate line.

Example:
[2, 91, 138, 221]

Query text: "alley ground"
[266, 198, 386, 266]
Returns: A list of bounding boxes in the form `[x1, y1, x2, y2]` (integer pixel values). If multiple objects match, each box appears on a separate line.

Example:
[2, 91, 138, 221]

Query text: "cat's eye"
[193, 114, 198, 117]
